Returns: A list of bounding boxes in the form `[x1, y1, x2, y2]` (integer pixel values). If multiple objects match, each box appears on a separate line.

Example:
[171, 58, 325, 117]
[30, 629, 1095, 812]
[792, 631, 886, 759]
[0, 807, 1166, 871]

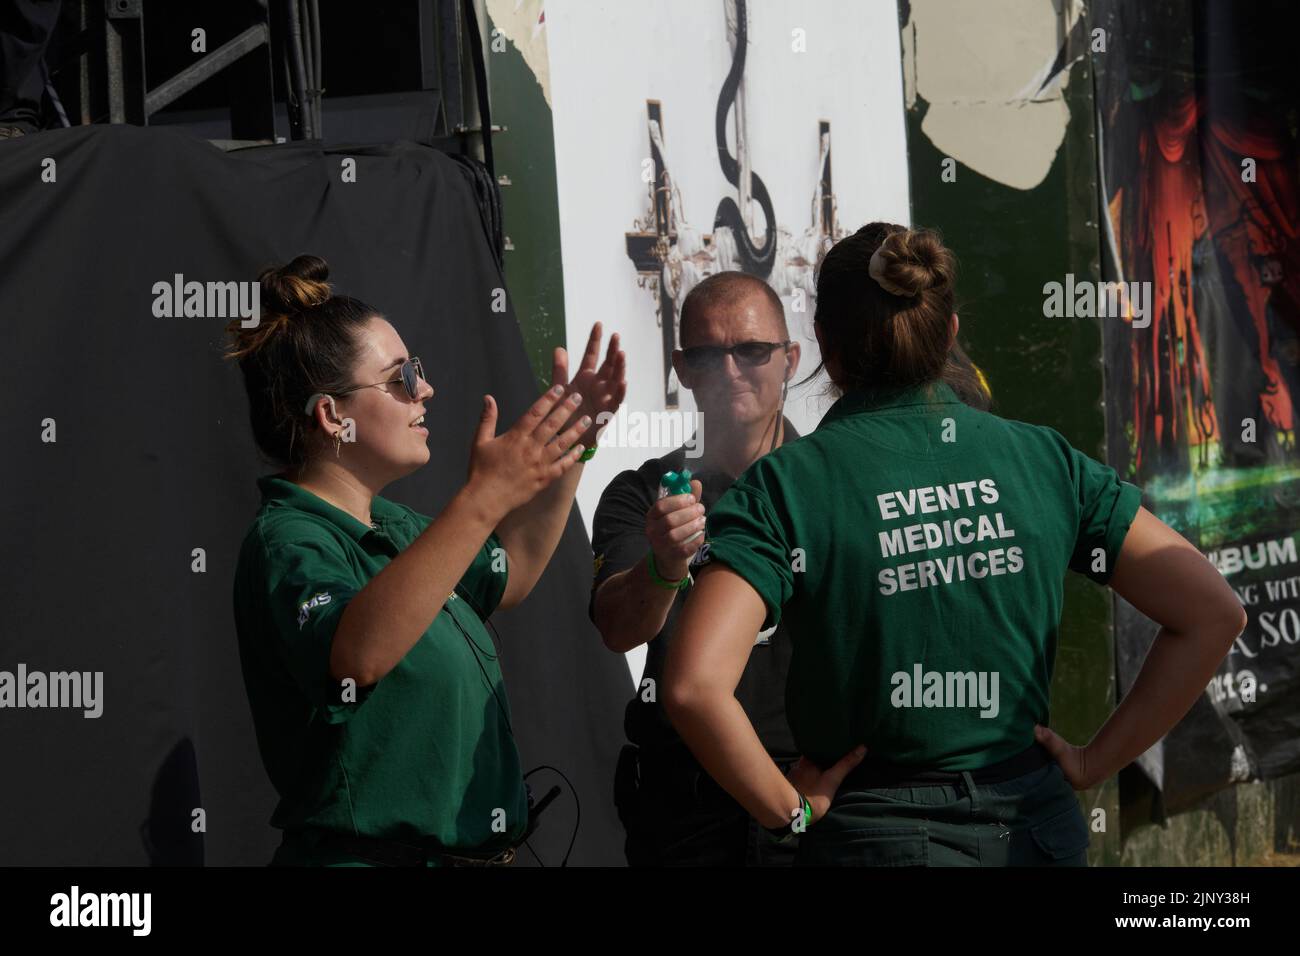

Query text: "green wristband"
[646, 550, 691, 591]
[766, 791, 812, 842]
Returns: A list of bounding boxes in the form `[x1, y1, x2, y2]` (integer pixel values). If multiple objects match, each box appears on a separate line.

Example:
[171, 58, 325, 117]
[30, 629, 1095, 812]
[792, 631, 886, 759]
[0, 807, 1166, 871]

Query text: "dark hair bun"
[258, 254, 332, 314]
[874, 228, 954, 298]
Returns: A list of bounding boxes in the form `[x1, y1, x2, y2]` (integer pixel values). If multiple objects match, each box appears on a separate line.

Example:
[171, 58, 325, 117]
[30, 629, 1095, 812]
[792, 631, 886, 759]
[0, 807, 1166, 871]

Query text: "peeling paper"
[486, 0, 552, 108]
[904, 0, 1086, 191]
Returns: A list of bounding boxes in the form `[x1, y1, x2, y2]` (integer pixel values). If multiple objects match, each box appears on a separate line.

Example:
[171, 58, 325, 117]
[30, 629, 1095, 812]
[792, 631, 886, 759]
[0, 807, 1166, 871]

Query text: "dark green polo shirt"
[233, 476, 527, 857]
[700, 380, 1142, 771]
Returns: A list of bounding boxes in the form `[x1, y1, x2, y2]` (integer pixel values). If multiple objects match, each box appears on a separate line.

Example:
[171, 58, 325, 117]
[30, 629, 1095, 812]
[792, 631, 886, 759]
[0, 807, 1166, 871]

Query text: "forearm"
[330, 485, 500, 686]
[495, 460, 585, 599]
[667, 691, 799, 829]
[1085, 619, 1242, 780]
[1094, 507, 1247, 781]
[592, 558, 683, 652]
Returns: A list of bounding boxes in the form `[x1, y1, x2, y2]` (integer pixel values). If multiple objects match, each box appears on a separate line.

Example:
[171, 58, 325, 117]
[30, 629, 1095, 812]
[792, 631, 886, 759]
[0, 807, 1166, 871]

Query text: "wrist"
[646, 551, 691, 589]
[1078, 741, 1111, 788]
[453, 483, 508, 531]
[763, 789, 811, 838]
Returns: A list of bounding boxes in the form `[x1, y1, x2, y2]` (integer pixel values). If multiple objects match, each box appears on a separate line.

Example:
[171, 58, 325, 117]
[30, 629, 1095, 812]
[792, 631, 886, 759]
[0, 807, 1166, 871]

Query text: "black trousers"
[0, 0, 60, 127]
[796, 751, 1090, 866]
[614, 742, 799, 867]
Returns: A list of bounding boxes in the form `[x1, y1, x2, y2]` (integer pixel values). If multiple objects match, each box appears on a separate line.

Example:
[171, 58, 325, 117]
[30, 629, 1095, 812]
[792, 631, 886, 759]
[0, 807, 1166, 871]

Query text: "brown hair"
[224, 254, 379, 467]
[678, 271, 788, 345]
[801, 222, 990, 410]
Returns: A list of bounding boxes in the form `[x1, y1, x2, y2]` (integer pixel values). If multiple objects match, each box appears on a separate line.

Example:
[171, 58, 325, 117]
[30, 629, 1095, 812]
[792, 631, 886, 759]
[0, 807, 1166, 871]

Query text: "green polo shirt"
[232, 476, 527, 859]
[700, 380, 1142, 771]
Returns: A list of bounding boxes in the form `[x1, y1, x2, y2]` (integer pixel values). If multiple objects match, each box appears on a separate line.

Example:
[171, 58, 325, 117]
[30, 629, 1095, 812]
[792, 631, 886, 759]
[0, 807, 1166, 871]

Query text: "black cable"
[285, 0, 311, 138]
[453, 588, 581, 867]
[460, 0, 494, 180]
[523, 764, 581, 867]
[297, 0, 313, 130]
[523, 839, 541, 865]
[445, 595, 513, 735]
[306, 0, 322, 134]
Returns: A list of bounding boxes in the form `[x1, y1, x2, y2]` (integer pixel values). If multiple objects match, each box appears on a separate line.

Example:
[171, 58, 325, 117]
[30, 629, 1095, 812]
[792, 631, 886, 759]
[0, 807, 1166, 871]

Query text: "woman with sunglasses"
[663, 223, 1245, 866]
[226, 255, 625, 866]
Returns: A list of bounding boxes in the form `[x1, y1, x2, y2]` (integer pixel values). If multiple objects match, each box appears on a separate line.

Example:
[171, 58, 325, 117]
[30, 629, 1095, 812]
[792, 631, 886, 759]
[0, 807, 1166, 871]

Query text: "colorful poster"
[1095, 0, 1300, 809]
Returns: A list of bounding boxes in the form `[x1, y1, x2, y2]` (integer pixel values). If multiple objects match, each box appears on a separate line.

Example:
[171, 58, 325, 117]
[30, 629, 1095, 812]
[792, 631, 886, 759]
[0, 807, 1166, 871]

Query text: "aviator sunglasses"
[303, 357, 427, 416]
[680, 340, 791, 372]
[337, 357, 427, 401]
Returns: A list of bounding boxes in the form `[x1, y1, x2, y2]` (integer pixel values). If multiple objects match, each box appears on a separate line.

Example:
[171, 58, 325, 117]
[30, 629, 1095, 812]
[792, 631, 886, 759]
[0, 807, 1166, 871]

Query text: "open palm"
[552, 322, 626, 450]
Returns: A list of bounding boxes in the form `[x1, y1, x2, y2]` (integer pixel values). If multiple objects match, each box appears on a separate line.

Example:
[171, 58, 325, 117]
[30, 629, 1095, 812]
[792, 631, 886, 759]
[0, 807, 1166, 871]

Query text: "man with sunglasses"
[590, 271, 803, 866]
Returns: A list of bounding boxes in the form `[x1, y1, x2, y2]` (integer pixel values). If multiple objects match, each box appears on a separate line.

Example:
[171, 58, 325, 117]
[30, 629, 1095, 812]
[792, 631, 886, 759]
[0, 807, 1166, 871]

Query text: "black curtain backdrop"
[0, 124, 630, 865]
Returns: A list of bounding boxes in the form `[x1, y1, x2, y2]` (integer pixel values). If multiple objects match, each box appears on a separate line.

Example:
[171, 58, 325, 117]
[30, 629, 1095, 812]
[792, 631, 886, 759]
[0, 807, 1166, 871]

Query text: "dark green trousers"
[795, 762, 1089, 866]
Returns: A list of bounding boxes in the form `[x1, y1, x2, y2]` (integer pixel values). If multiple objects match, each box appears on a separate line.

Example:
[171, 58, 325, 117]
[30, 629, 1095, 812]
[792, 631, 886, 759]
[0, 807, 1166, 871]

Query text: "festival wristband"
[765, 792, 812, 842]
[646, 550, 691, 591]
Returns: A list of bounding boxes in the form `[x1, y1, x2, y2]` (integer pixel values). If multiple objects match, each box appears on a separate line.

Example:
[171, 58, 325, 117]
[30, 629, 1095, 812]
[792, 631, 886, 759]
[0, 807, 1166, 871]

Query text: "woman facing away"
[663, 223, 1246, 866]
[226, 255, 625, 866]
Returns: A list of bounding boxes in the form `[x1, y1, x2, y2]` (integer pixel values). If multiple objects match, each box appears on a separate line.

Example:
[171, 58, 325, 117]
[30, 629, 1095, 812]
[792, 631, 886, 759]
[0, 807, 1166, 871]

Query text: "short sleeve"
[698, 478, 793, 630]
[587, 470, 654, 621]
[454, 531, 509, 618]
[256, 522, 373, 724]
[1065, 444, 1143, 584]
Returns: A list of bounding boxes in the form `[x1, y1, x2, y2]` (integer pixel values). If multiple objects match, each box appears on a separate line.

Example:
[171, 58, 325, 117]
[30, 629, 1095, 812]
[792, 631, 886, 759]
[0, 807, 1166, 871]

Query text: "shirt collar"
[820, 379, 961, 425]
[675, 414, 802, 478]
[256, 474, 408, 542]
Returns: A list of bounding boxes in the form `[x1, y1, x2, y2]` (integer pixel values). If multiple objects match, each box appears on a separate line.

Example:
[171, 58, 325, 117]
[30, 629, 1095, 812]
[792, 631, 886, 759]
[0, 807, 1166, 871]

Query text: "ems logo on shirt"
[297, 591, 332, 629]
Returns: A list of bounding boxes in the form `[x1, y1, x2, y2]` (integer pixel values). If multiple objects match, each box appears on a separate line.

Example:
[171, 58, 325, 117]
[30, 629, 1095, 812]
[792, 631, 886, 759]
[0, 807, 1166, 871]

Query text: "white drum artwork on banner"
[543, 0, 911, 678]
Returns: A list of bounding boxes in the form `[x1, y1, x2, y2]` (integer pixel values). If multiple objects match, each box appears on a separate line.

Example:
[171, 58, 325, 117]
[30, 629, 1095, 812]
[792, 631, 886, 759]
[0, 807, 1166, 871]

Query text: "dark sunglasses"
[338, 357, 427, 401]
[680, 340, 790, 372]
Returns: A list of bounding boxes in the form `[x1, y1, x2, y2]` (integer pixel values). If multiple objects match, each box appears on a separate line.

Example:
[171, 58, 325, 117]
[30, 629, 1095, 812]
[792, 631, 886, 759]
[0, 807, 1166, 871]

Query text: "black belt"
[839, 742, 1052, 790]
[304, 829, 518, 867]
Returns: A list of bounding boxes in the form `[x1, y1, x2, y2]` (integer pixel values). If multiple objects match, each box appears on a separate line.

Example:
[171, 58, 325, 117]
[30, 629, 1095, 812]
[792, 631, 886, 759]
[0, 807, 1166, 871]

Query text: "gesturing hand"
[552, 322, 626, 451]
[467, 385, 592, 518]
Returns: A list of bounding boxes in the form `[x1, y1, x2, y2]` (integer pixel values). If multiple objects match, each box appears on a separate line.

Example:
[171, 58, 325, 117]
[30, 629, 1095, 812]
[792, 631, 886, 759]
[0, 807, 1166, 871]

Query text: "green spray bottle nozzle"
[660, 469, 693, 498]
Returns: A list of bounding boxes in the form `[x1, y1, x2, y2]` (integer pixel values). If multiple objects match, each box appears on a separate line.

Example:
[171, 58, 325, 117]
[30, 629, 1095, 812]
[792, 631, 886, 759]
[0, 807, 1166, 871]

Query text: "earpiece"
[304, 392, 340, 424]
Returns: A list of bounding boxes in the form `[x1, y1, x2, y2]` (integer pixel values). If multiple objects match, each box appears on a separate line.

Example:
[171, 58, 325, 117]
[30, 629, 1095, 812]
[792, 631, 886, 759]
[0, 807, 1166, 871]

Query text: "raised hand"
[466, 386, 592, 518]
[551, 322, 626, 452]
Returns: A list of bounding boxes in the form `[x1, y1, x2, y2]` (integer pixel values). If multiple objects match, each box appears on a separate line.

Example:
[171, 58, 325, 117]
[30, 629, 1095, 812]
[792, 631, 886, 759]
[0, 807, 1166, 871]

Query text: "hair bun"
[258, 254, 333, 314]
[873, 228, 954, 298]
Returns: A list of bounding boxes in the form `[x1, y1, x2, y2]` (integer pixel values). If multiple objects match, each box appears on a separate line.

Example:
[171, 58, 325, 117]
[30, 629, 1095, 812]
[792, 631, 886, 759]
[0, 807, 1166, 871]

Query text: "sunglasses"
[337, 357, 427, 401]
[680, 340, 790, 372]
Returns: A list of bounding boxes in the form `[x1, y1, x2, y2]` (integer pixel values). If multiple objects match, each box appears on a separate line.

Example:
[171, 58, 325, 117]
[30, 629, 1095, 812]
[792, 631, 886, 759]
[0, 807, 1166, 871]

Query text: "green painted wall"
[483, 9, 566, 393]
